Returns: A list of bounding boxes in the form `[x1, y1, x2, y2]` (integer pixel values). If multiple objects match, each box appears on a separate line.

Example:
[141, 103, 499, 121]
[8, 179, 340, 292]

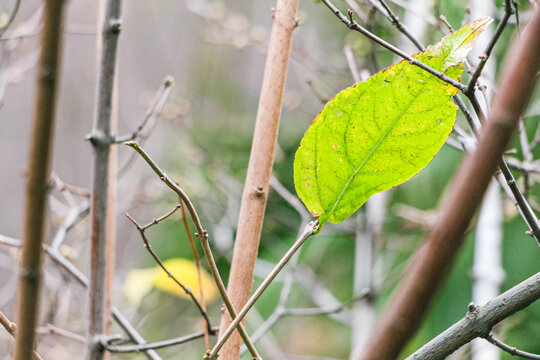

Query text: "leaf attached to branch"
[294, 17, 492, 227]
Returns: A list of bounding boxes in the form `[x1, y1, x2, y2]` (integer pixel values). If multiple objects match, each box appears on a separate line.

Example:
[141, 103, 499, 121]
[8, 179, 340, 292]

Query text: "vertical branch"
[87, 0, 122, 359]
[361, 6, 540, 360]
[350, 193, 388, 359]
[178, 198, 211, 350]
[471, 182, 504, 360]
[13, 1, 67, 360]
[469, 1, 503, 359]
[217, 0, 299, 359]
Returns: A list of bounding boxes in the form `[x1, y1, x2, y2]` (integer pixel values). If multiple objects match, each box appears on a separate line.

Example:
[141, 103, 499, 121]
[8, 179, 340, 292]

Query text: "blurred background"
[0, 0, 539, 359]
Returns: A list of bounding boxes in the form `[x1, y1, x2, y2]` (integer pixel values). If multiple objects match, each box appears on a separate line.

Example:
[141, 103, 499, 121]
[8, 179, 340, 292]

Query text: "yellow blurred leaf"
[154, 258, 219, 304]
[124, 258, 219, 306]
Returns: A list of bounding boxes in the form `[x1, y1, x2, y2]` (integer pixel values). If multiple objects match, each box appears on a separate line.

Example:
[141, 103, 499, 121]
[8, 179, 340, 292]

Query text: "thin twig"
[0, 235, 162, 360]
[51, 201, 90, 250]
[343, 45, 361, 83]
[320, 0, 466, 91]
[115, 76, 174, 143]
[123, 141, 261, 359]
[464, 0, 513, 95]
[0, 0, 21, 38]
[498, 159, 540, 243]
[178, 197, 211, 350]
[483, 333, 540, 360]
[206, 221, 318, 360]
[1, 311, 43, 360]
[376, 0, 424, 49]
[102, 328, 217, 353]
[117, 76, 174, 177]
[439, 15, 455, 32]
[283, 289, 371, 316]
[363, 6, 540, 358]
[125, 212, 215, 335]
[518, 118, 533, 197]
[37, 323, 87, 344]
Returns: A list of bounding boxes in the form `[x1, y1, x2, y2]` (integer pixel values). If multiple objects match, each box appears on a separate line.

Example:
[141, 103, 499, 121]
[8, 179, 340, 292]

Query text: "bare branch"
[484, 333, 540, 360]
[102, 328, 218, 353]
[36, 323, 86, 344]
[124, 211, 215, 336]
[406, 272, 540, 359]
[115, 76, 174, 143]
[464, 0, 514, 96]
[362, 6, 540, 359]
[124, 141, 261, 359]
[1, 311, 43, 360]
[50, 201, 90, 250]
[218, 0, 300, 358]
[14, 1, 67, 359]
[319, 0, 466, 91]
[207, 220, 318, 360]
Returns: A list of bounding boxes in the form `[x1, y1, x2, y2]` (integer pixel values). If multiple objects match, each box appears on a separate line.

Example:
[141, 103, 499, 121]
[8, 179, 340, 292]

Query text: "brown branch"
[13, 1, 67, 360]
[217, 0, 299, 358]
[1, 312, 43, 360]
[178, 197, 211, 350]
[361, 5, 540, 360]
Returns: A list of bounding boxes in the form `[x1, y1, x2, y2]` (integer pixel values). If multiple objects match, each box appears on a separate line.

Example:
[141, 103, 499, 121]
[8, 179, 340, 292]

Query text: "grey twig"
[114, 76, 174, 143]
[124, 141, 261, 359]
[117, 76, 175, 177]
[344, 45, 362, 83]
[464, 0, 513, 96]
[102, 328, 218, 353]
[206, 220, 319, 360]
[51, 201, 90, 250]
[483, 333, 540, 360]
[36, 323, 87, 344]
[407, 272, 540, 359]
[0, 0, 21, 38]
[124, 211, 215, 335]
[319, 0, 465, 91]
[376, 0, 424, 49]
[283, 289, 371, 317]
[0, 235, 162, 360]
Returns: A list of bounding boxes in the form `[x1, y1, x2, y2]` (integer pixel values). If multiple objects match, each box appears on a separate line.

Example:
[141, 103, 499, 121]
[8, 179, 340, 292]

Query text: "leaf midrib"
[325, 85, 425, 220]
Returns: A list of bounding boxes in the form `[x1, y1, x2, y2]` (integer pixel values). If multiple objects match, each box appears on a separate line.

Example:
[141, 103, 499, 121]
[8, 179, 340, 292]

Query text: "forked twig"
[125, 211, 215, 335]
[483, 333, 540, 360]
[124, 141, 261, 359]
[206, 220, 318, 359]
[178, 196, 211, 350]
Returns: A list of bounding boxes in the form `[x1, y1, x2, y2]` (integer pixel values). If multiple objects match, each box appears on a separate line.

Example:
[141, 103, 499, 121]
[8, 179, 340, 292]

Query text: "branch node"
[109, 20, 122, 34]
[254, 186, 265, 198]
[467, 301, 479, 317]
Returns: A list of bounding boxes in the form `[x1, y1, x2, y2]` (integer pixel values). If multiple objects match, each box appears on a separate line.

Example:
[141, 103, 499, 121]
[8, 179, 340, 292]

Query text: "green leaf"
[294, 17, 492, 227]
